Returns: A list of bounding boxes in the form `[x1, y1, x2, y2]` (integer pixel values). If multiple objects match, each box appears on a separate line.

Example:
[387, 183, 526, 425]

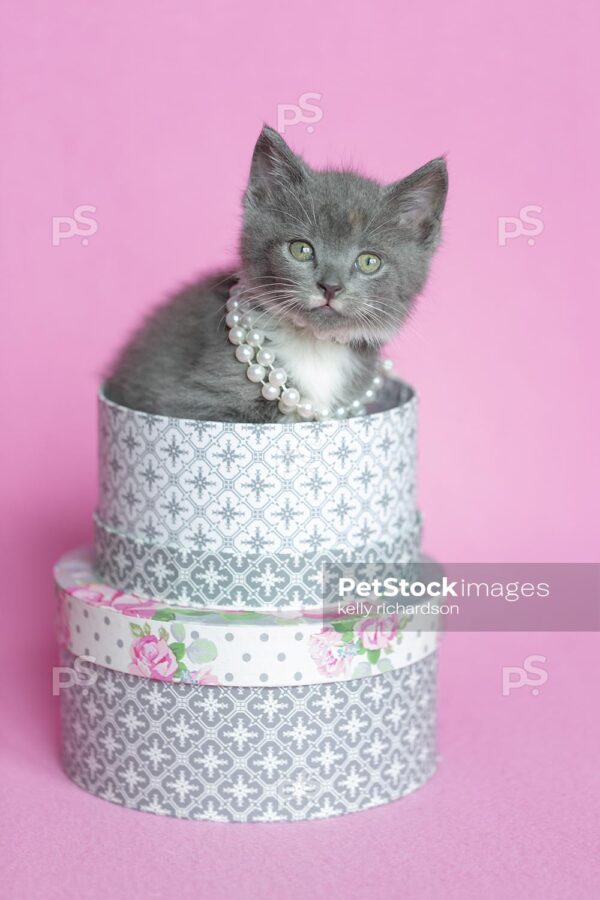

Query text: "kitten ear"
[245, 125, 307, 205]
[384, 158, 448, 244]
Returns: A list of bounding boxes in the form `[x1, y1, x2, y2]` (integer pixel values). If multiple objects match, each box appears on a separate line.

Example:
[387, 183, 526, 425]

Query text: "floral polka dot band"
[56, 547, 439, 688]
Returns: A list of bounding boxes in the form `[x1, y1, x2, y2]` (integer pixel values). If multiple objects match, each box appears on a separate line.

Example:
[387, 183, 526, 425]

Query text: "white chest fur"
[268, 327, 356, 411]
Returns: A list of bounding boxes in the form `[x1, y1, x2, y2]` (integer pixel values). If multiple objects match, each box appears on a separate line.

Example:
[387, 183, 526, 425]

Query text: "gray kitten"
[105, 126, 447, 422]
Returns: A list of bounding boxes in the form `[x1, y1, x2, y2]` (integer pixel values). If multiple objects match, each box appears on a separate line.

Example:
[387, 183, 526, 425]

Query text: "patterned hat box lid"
[56, 546, 439, 689]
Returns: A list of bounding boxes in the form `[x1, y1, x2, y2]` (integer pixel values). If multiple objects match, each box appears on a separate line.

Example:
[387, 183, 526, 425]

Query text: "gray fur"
[105, 126, 448, 422]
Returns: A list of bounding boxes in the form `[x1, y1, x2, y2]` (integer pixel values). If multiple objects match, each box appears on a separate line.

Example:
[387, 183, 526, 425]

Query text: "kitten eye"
[289, 240, 315, 262]
[356, 252, 382, 274]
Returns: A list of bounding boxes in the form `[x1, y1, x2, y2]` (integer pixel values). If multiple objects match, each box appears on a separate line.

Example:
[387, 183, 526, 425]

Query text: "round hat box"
[56, 378, 439, 821]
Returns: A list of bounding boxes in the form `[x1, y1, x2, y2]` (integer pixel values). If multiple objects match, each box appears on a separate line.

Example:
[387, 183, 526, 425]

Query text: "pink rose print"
[110, 595, 161, 618]
[355, 614, 398, 650]
[70, 583, 120, 606]
[309, 627, 351, 678]
[191, 667, 220, 686]
[129, 635, 178, 681]
[69, 584, 160, 618]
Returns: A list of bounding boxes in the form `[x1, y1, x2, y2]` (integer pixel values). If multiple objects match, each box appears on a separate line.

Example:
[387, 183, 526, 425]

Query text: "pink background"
[2, 1, 598, 898]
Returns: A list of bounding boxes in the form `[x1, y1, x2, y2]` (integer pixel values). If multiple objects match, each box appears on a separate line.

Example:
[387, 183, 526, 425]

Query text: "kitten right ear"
[384, 158, 448, 245]
[245, 126, 307, 205]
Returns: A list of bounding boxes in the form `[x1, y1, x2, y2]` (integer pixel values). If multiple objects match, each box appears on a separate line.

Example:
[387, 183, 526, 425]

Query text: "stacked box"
[55, 378, 439, 821]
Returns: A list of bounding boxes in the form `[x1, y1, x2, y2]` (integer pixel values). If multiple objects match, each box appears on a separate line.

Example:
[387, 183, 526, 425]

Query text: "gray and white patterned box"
[95, 379, 421, 609]
[57, 377, 439, 821]
[60, 648, 437, 822]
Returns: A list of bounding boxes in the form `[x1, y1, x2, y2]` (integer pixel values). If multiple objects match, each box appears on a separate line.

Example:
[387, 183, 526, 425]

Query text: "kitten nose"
[317, 282, 343, 303]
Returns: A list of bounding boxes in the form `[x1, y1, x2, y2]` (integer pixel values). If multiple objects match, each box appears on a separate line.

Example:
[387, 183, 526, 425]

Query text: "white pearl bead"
[246, 329, 264, 347]
[278, 400, 296, 415]
[225, 311, 241, 327]
[372, 374, 384, 389]
[297, 398, 314, 419]
[246, 363, 266, 383]
[381, 358, 394, 372]
[350, 399, 363, 413]
[262, 383, 280, 401]
[269, 368, 287, 387]
[315, 405, 331, 420]
[256, 349, 274, 366]
[235, 344, 254, 363]
[364, 388, 375, 402]
[281, 388, 300, 407]
[241, 312, 256, 328]
[226, 297, 240, 312]
[228, 326, 246, 345]
[334, 407, 347, 419]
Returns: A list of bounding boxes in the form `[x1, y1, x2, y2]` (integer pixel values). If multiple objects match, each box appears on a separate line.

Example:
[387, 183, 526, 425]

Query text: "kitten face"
[241, 126, 448, 345]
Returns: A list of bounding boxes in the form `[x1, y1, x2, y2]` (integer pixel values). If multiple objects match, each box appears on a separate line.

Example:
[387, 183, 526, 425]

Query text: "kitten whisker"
[260, 207, 310, 230]
[368, 217, 401, 236]
[216, 286, 298, 330]
[268, 173, 316, 229]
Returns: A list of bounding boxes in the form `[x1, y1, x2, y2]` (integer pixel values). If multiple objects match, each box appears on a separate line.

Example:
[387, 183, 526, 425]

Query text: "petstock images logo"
[320, 561, 600, 633]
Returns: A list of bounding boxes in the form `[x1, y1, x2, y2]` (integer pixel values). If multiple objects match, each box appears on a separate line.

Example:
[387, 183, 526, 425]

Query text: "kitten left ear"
[245, 125, 307, 206]
[385, 158, 448, 244]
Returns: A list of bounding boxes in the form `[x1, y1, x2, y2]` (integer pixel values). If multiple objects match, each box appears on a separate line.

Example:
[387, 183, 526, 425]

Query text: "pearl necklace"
[225, 281, 391, 421]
